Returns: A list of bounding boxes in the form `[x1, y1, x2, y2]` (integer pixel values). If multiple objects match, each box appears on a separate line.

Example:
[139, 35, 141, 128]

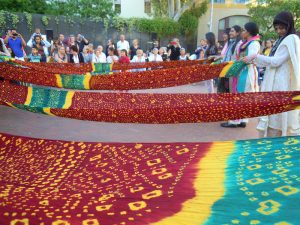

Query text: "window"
[228, 15, 250, 28]
[214, 0, 225, 3]
[233, 0, 249, 3]
[217, 15, 250, 41]
[114, 0, 121, 14]
[115, 4, 121, 14]
[145, 0, 151, 14]
[218, 19, 225, 30]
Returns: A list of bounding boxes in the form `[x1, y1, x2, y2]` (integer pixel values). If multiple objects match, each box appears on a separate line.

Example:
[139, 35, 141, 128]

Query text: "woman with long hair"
[244, 11, 300, 137]
[129, 39, 140, 60]
[204, 32, 218, 93]
[221, 22, 261, 128]
[218, 28, 233, 93]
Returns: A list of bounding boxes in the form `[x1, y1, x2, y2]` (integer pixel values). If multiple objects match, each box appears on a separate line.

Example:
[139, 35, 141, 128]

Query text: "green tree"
[178, 0, 208, 34]
[0, 0, 49, 14]
[151, 0, 192, 18]
[248, 0, 300, 39]
[46, 0, 115, 19]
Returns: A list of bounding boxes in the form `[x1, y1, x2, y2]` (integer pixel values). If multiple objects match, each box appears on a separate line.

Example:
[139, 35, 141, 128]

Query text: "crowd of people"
[0, 11, 299, 138]
[0, 29, 195, 64]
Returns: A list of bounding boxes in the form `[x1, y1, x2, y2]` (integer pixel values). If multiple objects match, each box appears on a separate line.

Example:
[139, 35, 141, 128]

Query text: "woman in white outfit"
[243, 11, 300, 137]
[148, 48, 163, 62]
[131, 49, 146, 72]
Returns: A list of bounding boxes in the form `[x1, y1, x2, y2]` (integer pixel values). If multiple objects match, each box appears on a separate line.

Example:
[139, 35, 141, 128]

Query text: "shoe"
[238, 122, 246, 128]
[221, 122, 246, 128]
[221, 122, 238, 128]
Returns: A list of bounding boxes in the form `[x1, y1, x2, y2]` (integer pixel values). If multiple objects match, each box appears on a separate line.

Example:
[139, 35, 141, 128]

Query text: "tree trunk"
[176, 0, 181, 12]
[168, 0, 175, 18]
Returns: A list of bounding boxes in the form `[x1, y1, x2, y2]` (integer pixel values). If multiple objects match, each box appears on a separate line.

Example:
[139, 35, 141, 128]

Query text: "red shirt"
[119, 56, 130, 64]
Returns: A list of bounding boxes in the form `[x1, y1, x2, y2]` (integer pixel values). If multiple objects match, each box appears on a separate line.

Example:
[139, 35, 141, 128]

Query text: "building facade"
[196, 0, 252, 43]
[113, 0, 152, 18]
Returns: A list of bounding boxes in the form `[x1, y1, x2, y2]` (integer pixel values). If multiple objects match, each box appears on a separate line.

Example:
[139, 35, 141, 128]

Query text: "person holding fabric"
[217, 28, 232, 93]
[204, 32, 218, 93]
[221, 22, 260, 128]
[243, 11, 300, 137]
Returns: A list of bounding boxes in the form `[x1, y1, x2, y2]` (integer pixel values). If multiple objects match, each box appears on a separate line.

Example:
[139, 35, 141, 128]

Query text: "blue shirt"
[28, 54, 41, 62]
[8, 37, 23, 58]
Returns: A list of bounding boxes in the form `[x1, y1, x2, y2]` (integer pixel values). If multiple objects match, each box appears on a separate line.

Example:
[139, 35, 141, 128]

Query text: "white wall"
[119, 0, 151, 18]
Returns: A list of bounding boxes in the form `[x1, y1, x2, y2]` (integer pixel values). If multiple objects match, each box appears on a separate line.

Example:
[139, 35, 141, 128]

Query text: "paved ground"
[0, 83, 259, 143]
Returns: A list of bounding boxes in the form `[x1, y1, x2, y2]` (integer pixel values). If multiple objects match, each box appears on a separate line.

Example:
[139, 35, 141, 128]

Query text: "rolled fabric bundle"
[1, 80, 300, 124]
[0, 55, 207, 74]
[0, 62, 227, 90]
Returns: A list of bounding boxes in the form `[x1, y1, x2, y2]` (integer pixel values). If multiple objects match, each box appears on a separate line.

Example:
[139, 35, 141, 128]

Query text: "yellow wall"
[196, 0, 250, 43]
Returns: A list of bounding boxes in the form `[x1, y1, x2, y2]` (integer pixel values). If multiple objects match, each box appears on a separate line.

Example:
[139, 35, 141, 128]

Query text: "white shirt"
[131, 55, 146, 63]
[148, 54, 163, 62]
[131, 55, 146, 72]
[27, 37, 51, 56]
[255, 34, 300, 135]
[106, 55, 119, 63]
[73, 54, 79, 64]
[92, 52, 106, 63]
[117, 40, 130, 51]
[179, 55, 189, 60]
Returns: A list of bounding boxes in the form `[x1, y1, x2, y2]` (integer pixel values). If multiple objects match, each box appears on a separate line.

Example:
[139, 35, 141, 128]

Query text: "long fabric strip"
[0, 56, 207, 74]
[0, 132, 299, 224]
[0, 62, 227, 90]
[1, 81, 300, 123]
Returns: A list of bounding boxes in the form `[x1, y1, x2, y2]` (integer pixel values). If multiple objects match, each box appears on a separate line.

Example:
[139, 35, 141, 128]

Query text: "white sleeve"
[117, 41, 121, 50]
[92, 54, 96, 63]
[43, 46, 49, 56]
[247, 41, 260, 56]
[43, 40, 51, 48]
[27, 39, 33, 47]
[131, 56, 136, 62]
[255, 45, 290, 68]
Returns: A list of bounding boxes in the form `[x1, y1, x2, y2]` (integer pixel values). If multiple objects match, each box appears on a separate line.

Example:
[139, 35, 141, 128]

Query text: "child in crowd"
[131, 49, 146, 72]
[119, 49, 130, 64]
[106, 47, 119, 63]
[178, 48, 189, 60]
[28, 47, 41, 62]
[148, 48, 163, 62]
